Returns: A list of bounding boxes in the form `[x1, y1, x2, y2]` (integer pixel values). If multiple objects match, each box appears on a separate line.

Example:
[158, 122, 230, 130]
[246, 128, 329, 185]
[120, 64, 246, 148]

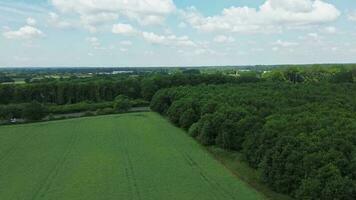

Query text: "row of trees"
[263, 66, 356, 83]
[0, 101, 48, 121]
[0, 74, 250, 105]
[0, 73, 14, 83]
[0, 95, 136, 122]
[2, 66, 355, 105]
[150, 83, 356, 199]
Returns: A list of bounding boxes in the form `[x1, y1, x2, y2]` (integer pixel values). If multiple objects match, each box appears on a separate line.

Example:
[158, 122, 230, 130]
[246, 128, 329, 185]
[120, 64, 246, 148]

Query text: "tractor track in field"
[162, 125, 238, 200]
[182, 152, 238, 200]
[29, 130, 79, 200]
[116, 126, 142, 200]
[0, 132, 34, 169]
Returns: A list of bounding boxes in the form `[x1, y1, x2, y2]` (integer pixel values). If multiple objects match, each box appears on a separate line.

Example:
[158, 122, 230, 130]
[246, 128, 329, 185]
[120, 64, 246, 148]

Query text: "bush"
[83, 111, 95, 117]
[131, 99, 150, 107]
[48, 101, 114, 114]
[0, 104, 24, 120]
[188, 122, 201, 138]
[97, 108, 115, 115]
[114, 95, 132, 112]
[23, 101, 48, 121]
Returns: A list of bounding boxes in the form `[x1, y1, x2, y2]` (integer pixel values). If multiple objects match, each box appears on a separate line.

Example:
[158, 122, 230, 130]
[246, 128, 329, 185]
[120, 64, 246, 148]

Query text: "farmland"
[0, 112, 264, 200]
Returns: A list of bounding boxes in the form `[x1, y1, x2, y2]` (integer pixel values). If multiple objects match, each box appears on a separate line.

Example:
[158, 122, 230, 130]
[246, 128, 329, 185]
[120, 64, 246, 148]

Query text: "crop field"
[0, 112, 264, 200]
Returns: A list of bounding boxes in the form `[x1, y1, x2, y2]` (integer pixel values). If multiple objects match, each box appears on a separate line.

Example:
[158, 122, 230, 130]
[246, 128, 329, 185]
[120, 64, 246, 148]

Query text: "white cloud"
[324, 26, 336, 34]
[3, 25, 44, 40]
[120, 40, 132, 46]
[213, 35, 235, 43]
[194, 48, 217, 56]
[308, 32, 319, 39]
[112, 23, 137, 36]
[142, 32, 166, 44]
[120, 48, 128, 52]
[348, 12, 356, 22]
[86, 37, 101, 48]
[299, 32, 323, 42]
[51, 0, 176, 28]
[274, 40, 299, 47]
[181, 0, 340, 33]
[142, 32, 196, 47]
[81, 12, 119, 32]
[26, 17, 36, 26]
[48, 12, 72, 29]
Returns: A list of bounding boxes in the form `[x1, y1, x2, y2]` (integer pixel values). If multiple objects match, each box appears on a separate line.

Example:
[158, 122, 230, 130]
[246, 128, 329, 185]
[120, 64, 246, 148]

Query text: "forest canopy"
[150, 83, 356, 199]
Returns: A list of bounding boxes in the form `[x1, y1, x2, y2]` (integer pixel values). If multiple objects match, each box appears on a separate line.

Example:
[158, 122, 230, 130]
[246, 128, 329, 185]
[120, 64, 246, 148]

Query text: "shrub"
[97, 108, 115, 115]
[23, 101, 48, 121]
[114, 95, 132, 112]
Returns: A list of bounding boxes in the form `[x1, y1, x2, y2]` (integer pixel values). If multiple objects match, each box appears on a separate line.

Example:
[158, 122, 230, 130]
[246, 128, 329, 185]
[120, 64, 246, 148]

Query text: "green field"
[0, 112, 264, 200]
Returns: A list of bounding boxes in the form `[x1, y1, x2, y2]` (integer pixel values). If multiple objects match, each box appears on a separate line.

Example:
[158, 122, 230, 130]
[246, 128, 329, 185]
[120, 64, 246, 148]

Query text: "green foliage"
[23, 101, 48, 121]
[0, 104, 24, 120]
[0, 75, 14, 83]
[151, 83, 356, 199]
[97, 107, 115, 115]
[179, 108, 199, 130]
[140, 78, 159, 100]
[0, 73, 241, 105]
[48, 101, 114, 114]
[114, 95, 132, 112]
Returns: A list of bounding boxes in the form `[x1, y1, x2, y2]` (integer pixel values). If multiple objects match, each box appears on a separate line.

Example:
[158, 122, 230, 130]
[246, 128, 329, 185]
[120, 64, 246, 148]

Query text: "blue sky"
[1, 0, 356, 67]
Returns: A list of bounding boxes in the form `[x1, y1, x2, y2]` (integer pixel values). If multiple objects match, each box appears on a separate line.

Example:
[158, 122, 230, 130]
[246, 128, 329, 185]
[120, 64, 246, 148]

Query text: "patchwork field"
[0, 112, 264, 200]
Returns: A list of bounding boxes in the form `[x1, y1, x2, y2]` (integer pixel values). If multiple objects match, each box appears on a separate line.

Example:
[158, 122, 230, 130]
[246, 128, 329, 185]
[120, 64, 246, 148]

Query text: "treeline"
[0, 74, 254, 105]
[150, 83, 356, 199]
[263, 66, 356, 83]
[0, 73, 14, 83]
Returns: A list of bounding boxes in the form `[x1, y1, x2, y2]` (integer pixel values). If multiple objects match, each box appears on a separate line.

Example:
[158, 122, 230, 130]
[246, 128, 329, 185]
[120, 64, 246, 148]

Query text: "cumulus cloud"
[86, 37, 101, 48]
[348, 12, 356, 22]
[213, 35, 235, 43]
[120, 40, 132, 46]
[142, 32, 196, 47]
[112, 23, 138, 36]
[48, 12, 73, 29]
[51, 0, 176, 28]
[324, 26, 336, 34]
[181, 0, 340, 33]
[111, 22, 196, 48]
[3, 25, 44, 40]
[308, 32, 319, 39]
[26, 17, 36, 26]
[274, 40, 299, 47]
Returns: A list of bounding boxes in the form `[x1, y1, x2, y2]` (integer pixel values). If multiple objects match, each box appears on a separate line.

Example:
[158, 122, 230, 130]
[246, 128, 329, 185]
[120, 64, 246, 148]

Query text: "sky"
[0, 0, 356, 67]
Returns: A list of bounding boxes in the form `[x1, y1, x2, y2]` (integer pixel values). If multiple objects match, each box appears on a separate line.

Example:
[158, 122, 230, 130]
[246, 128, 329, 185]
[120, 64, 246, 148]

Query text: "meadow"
[0, 112, 264, 200]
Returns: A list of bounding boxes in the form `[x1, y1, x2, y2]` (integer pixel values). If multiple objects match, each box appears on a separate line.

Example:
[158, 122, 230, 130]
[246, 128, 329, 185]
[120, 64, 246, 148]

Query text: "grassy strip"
[207, 146, 294, 200]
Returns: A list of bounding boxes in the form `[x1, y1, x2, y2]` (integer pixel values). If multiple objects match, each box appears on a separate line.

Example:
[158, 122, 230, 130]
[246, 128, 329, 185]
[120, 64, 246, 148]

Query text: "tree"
[140, 78, 158, 101]
[188, 122, 201, 138]
[23, 101, 48, 121]
[215, 119, 238, 149]
[114, 95, 132, 112]
[179, 108, 199, 130]
[197, 114, 216, 145]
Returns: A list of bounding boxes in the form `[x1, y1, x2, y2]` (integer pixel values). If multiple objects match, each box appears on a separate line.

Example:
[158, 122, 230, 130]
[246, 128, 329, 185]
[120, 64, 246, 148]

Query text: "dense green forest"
[150, 83, 356, 199]
[0, 73, 253, 120]
[0, 74, 246, 105]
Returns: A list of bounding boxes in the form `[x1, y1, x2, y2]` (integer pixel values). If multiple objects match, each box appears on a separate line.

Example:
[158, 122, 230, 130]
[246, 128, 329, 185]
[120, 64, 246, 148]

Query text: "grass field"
[0, 112, 264, 200]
